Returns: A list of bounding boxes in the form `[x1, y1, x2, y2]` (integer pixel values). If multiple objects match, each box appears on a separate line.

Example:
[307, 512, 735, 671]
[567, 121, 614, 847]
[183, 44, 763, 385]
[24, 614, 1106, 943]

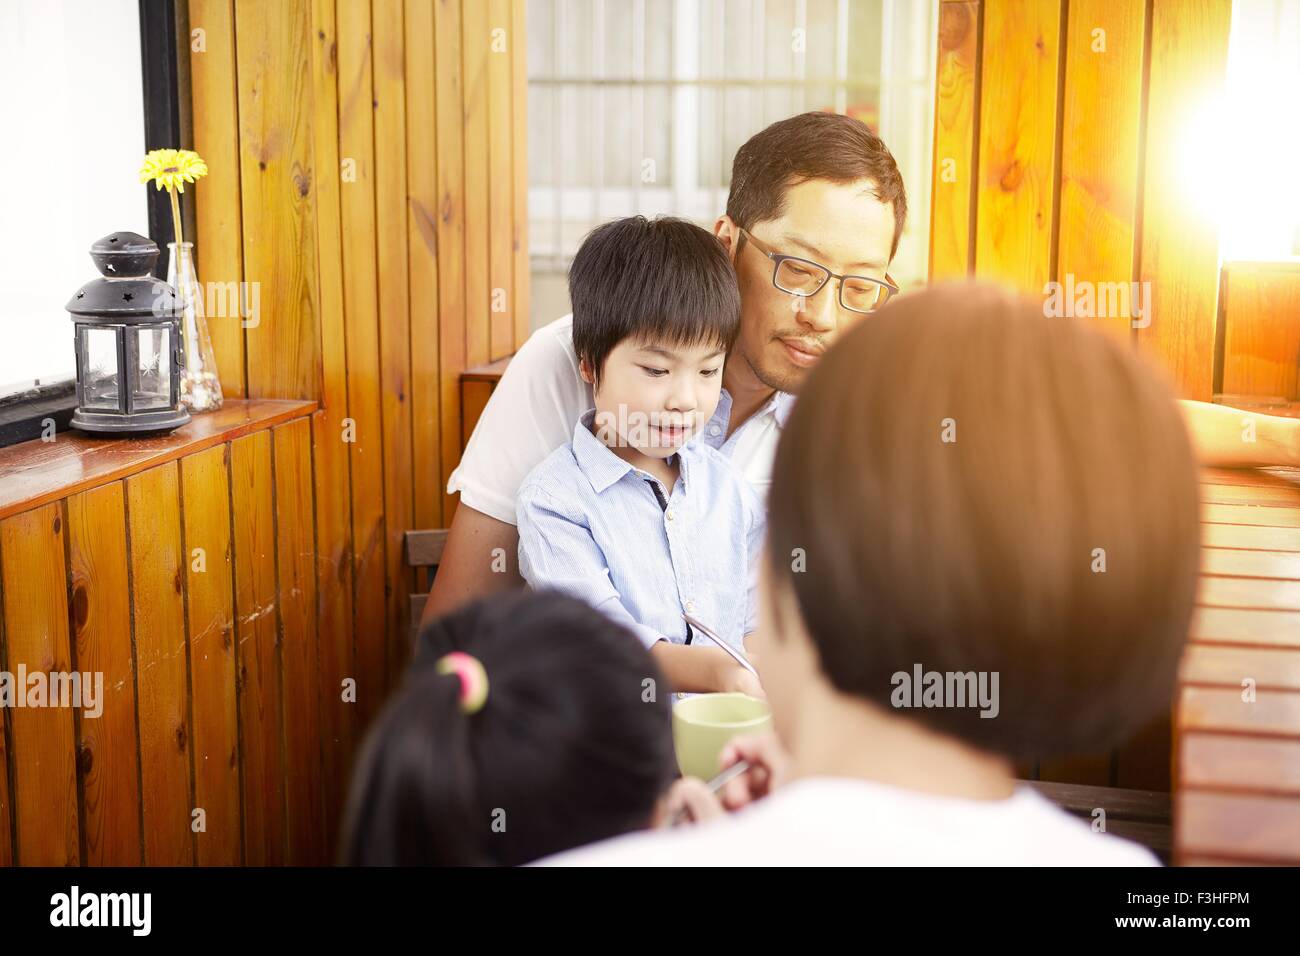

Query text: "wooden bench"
[1175, 461, 1300, 865]
[404, 528, 450, 649]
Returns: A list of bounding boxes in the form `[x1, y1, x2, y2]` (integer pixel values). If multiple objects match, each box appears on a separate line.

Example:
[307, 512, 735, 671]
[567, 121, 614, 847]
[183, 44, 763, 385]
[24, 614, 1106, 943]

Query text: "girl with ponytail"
[341, 590, 695, 865]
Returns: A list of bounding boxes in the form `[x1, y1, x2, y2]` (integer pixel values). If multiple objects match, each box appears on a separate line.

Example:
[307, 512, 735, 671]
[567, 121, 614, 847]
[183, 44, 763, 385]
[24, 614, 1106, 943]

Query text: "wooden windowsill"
[0, 398, 317, 520]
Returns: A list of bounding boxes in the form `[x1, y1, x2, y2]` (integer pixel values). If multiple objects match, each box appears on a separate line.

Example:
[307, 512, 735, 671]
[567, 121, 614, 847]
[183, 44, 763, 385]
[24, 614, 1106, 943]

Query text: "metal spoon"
[682, 611, 759, 678]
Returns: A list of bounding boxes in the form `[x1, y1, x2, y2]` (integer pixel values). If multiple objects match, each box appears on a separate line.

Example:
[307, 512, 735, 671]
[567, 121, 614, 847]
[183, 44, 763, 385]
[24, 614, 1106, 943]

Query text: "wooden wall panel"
[374, 0, 417, 688]
[273, 419, 325, 864]
[436, 0, 469, 523]
[407, 0, 444, 531]
[337, 0, 390, 733]
[1135, 0, 1233, 400]
[929, 1, 981, 281]
[306, 0, 358, 845]
[1220, 263, 1300, 401]
[66, 483, 142, 866]
[1056, 0, 1146, 341]
[230, 431, 285, 865]
[180, 444, 241, 866]
[189, 0, 247, 399]
[974, 0, 1063, 292]
[235, 0, 321, 401]
[125, 465, 194, 866]
[0, 504, 80, 866]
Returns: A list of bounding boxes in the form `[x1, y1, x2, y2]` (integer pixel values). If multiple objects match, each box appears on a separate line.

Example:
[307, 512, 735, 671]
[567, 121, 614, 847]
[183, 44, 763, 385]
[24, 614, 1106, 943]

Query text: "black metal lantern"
[66, 232, 191, 435]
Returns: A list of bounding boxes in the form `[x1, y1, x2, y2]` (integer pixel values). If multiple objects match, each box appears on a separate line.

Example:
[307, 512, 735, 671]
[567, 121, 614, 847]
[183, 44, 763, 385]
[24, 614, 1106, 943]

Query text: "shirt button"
[708, 425, 722, 437]
[665, 509, 675, 521]
[685, 600, 696, 613]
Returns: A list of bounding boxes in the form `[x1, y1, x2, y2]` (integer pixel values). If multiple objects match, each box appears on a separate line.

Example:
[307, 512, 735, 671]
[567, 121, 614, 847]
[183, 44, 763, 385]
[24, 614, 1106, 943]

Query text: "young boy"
[516, 216, 764, 697]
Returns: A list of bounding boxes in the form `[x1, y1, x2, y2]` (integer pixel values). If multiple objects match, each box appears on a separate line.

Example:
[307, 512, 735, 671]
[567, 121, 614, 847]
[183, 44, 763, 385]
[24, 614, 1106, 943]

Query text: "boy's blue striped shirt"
[517, 405, 769, 653]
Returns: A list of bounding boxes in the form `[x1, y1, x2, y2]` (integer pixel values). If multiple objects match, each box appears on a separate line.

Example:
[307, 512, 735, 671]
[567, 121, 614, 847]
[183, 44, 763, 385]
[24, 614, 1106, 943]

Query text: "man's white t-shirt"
[538, 777, 1160, 866]
[447, 314, 794, 525]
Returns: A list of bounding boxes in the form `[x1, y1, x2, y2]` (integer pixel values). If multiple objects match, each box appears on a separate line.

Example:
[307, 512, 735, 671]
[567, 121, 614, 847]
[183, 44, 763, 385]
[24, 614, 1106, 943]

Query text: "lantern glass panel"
[135, 326, 171, 410]
[83, 327, 121, 410]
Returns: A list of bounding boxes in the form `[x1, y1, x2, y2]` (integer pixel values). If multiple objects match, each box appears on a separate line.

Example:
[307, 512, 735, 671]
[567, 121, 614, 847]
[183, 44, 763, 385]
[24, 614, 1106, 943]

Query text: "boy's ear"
[713, 215, 740, 261]
[578, 357, 595, 386]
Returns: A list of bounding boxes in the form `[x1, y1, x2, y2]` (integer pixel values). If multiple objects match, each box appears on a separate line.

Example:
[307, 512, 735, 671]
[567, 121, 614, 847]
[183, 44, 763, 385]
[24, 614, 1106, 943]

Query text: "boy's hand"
[715, 657, 765, 699]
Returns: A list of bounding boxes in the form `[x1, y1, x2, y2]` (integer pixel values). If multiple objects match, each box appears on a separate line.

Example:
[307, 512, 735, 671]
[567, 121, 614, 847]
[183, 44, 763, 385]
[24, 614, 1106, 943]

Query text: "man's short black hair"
[727, 111, 908, 260]
[568, 216, 741, 387]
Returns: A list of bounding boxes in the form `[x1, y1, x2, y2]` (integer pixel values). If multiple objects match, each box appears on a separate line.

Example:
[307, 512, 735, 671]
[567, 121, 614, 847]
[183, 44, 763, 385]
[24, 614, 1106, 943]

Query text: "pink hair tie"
[436, 651, 490, 715]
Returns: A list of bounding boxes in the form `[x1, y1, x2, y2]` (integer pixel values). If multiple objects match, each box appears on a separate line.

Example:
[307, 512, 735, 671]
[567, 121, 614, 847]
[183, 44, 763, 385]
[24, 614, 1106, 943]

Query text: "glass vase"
[166, 241, 224, 412]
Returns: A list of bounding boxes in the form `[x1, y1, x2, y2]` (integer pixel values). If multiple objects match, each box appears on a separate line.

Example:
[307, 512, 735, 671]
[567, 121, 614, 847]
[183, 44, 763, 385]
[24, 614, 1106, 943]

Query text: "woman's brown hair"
[766, 282, 1202, 759]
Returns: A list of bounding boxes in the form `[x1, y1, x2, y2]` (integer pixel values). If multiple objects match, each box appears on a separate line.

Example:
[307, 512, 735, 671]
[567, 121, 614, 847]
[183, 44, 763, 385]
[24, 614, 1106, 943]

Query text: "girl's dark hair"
[568, 215, 741, 387]
[340, 590, 676, 866]
[767, 282, 1201, 760]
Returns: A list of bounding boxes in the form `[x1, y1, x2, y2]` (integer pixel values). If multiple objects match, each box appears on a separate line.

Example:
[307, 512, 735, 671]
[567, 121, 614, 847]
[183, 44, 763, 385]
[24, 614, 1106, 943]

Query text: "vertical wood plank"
[307, 0, 358, 846]
[1135, 0, 1232, 401]
[235, 0, 322, 401]
[436, 0, 468, 522]
[0, 504, 79, 865]
[180, 444, 241, 866]
[407, 0, 444, 531]
[974, 0, 1064, 292]
[462, 0, 491, 370]
[273, 419, 325, 864]
[337, 0, 391, 728]
[1220, 263, 1300, 401]
[374, 0, 417, 688]
[66, 483, 142, 866]
[487, 0, 515, 359]
[230, 431, 286, 865]
[929, 1, 981, 281]
[1056, 0, 1146, 341]
[125, 464, 194, 866]
[510, 0, 530, 348]
[189, 0, 247, 398]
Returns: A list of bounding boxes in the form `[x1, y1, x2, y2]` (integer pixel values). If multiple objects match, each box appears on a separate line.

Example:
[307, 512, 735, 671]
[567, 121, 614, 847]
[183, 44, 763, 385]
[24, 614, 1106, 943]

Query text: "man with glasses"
[424, 110, 1300, 622]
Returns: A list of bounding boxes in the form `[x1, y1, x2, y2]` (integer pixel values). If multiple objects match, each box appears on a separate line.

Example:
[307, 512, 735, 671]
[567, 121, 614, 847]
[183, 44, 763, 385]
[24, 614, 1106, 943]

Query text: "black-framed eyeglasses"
[739, 228, 899, 314]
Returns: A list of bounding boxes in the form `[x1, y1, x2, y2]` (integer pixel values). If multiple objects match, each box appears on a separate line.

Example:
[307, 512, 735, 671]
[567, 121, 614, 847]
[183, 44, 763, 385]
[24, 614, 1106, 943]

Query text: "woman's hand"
[658, 777, 726, 827]
[715, 732, 789, 811]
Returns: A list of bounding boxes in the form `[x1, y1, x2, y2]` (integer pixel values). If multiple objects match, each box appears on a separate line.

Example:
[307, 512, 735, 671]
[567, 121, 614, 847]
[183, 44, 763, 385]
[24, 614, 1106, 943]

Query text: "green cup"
[672, 692, 772, 780]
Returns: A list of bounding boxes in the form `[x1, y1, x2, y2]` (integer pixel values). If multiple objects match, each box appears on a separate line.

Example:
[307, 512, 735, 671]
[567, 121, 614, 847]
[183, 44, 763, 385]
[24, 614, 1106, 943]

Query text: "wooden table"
[1176, 463, 1300, 864]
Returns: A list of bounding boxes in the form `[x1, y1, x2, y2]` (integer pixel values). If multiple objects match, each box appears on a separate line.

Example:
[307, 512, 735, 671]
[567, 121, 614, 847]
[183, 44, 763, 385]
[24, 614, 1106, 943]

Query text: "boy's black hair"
[340, 590, 677, 866]
[568, 216, 741, 388]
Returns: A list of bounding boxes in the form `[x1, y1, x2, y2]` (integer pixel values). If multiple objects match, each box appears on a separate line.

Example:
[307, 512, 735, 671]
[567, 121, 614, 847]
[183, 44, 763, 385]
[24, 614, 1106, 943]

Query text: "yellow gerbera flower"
[139, 148, 209, 193]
